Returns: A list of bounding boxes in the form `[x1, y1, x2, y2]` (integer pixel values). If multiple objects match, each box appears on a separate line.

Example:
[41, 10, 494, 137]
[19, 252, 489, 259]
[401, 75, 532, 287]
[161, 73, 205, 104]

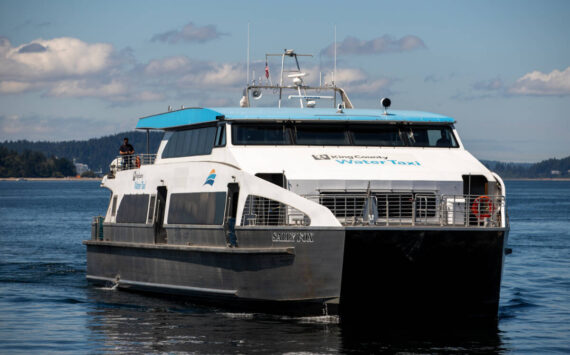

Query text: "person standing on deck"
[119, 137, 135, 169]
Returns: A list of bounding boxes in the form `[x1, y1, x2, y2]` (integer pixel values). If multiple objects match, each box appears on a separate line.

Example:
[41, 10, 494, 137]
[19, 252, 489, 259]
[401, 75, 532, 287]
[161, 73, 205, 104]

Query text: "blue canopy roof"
[135, 107, 455, 130]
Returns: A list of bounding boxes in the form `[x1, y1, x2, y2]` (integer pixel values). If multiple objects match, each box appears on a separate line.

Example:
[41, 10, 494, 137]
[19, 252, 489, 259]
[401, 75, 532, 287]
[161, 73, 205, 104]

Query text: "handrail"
[110, 154, 156, 172]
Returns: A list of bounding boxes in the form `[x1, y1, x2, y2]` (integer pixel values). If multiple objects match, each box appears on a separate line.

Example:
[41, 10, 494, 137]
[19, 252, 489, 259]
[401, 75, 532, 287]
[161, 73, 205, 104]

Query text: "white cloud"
[326, 68, 367, 83]
[323, 68, 391, 96]
[47, 79, 127, 98]
[177, 62, 243, 89]
[509, 67, 570, 96]
[198, 63, 243, 86]
[140, 55, 244, 91]
[144, 56, 191, 75]
[0, 37, 114, 80]
[0, 37, 166, 103]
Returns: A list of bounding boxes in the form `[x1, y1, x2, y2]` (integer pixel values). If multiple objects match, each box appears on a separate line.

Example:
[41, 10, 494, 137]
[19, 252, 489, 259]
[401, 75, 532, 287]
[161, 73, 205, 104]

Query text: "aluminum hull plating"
[85, 225, 508, 318]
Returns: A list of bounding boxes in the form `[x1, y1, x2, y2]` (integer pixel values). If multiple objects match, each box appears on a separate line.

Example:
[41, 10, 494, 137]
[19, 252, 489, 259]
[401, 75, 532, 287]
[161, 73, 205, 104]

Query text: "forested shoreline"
[0, 147, 76, 178]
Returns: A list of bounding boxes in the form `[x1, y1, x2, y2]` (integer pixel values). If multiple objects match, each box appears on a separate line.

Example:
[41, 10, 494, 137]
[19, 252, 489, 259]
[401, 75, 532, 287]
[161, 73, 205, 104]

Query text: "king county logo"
[203, 169, 216, 186]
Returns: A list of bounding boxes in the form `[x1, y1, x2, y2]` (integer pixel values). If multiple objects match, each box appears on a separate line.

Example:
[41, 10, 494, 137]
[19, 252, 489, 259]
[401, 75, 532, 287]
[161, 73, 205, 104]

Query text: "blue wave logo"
[203, 169, 216, 186]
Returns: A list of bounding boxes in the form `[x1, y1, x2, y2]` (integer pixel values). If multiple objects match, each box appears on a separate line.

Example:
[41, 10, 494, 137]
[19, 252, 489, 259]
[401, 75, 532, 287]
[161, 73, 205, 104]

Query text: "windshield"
[232, 123, 459, 147]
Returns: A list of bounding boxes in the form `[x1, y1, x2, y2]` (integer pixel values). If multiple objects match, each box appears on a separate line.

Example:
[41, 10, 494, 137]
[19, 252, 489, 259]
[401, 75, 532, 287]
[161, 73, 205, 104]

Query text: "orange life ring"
[471, 195, 494, 219]
[135, 156, 141, 168]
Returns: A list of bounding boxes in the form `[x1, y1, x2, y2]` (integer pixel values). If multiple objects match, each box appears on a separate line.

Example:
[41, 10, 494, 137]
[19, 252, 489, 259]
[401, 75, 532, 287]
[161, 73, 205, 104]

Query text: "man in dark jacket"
[119, 137, 135, 169]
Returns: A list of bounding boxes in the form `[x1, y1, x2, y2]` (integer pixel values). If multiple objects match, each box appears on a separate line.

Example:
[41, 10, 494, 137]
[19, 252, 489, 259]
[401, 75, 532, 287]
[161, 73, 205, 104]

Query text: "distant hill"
[1, 133, 568, 178]
[481, 157, 570, 178]
[1, 131, 164, 173]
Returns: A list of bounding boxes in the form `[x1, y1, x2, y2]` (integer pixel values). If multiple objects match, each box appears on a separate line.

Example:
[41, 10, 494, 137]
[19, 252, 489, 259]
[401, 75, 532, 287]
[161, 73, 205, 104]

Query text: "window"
[294, 124, 350, 145]
[161, 125, 217, 158]
[168, 192, 226, 225]
[404, 126, 458, 148]
[231, 123, 458, 148]
[111, 195, 118, 216]
[147, 195, 156, 224]
[232, 124, 291, 145]
[215, 124, 226, 147]
[116, 194, 150, 223]
[351, 125, 404, 146]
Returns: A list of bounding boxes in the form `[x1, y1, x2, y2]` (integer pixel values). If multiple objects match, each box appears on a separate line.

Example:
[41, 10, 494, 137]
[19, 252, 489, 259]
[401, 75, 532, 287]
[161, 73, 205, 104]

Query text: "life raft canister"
[471, 195, 494, 219]
[135, 156, 141, 168]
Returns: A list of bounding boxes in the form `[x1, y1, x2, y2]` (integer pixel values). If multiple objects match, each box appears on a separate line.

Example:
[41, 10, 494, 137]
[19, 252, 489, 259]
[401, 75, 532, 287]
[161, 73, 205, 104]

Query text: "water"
[0, 180, 569, 354]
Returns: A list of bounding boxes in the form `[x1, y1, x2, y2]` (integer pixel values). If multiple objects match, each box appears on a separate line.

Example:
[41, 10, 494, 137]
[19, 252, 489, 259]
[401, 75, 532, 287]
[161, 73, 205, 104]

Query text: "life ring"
[135, 156, 141, 168]
[471, 195, 494, 219]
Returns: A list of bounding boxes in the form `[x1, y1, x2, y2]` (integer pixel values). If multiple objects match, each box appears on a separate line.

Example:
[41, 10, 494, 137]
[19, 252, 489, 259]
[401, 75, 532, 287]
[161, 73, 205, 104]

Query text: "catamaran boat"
[86, 50, 509, 319]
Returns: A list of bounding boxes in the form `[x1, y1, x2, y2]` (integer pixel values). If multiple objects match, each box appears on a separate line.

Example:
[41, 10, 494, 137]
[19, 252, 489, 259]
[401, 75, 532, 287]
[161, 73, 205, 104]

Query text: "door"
[154, 186, 167, 244]
[224, 183, 239, 247]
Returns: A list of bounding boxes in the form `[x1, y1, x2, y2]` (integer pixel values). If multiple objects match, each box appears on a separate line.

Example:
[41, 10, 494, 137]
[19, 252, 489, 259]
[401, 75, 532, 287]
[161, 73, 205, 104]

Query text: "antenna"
[246, 23, 250, 85]
[333, 25, 337, 86]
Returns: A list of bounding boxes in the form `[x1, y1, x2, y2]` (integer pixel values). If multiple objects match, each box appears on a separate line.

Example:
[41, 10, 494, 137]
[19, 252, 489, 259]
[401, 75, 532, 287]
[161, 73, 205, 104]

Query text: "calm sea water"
[0, 180, 568, 354]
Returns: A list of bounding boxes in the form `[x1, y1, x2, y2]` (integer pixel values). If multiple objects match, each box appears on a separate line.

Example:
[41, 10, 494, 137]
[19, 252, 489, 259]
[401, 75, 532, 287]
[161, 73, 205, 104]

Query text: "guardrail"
[110, 154, 156, 172]
[241, 195, 310, 226]
[302, 193, 504, 228]
[237, 192, 504, 228]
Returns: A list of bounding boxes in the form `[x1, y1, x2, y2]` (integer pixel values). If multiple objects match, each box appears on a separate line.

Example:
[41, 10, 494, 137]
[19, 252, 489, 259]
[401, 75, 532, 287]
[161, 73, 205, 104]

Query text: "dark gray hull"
[340, 227, 508, 321]
[85, 224, 508, 318]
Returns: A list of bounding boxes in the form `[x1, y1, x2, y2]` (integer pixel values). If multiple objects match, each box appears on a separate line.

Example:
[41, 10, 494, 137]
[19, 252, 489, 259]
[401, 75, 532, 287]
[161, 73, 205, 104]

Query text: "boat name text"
[272, 232, 314, 243]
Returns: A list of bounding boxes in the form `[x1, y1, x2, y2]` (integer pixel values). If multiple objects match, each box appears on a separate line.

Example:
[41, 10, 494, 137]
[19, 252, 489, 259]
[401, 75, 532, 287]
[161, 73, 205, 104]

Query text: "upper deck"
[135, 107, 456, 130]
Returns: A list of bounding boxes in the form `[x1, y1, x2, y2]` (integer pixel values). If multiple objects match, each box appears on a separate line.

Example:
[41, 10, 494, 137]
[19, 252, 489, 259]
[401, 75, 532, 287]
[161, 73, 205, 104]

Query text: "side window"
[411, 126, 459, 147]
[111, 195, 118, 216]
[161, 125, 217, 158]
[147, 195, 156, 224]
[116, 194, 150, 223]
[214, 124, 226, 147]
[294, 124, 350, 145]
[232, 124, 292, 145]
[168, 192, 226, 225]
[350, 125, 404, 146]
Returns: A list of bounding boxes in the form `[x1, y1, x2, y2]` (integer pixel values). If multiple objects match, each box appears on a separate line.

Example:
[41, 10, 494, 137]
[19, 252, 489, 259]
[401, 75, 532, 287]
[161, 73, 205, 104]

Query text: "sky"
[0, 0, 568, 162]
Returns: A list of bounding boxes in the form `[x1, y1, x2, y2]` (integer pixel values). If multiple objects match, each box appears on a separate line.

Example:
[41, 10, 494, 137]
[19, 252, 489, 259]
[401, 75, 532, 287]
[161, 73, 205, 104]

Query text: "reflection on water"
[86, 287, 505, 354]
[86, 288, 342, 354]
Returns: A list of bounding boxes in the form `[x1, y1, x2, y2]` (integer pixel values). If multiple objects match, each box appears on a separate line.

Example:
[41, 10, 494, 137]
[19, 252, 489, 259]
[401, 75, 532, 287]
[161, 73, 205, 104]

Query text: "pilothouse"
[86, 49, 509, 320]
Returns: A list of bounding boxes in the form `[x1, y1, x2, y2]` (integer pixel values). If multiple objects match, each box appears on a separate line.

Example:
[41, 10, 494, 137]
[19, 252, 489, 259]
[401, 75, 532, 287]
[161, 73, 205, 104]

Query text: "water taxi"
[85, 50, 509, 319]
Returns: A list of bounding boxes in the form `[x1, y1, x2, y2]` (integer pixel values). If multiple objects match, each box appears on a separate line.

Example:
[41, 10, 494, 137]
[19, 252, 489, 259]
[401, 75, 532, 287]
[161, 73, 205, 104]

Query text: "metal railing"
[303, 193, 504, 228]
[238, 193, 503, 228]
[110, 154, 156, 172]
[241, 195, 310, 226]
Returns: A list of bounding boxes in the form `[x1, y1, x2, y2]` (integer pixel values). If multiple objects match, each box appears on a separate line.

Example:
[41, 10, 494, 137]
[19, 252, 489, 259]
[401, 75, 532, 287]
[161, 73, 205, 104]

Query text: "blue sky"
[0, 0, 568, 162]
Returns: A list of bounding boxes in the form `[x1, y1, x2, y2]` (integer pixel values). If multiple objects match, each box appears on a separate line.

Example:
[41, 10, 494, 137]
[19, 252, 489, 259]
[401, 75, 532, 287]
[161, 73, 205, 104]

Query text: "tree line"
[1, 131, 163, 173]
[0, 146, 76, 178]
[482, 156, 570, 178]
